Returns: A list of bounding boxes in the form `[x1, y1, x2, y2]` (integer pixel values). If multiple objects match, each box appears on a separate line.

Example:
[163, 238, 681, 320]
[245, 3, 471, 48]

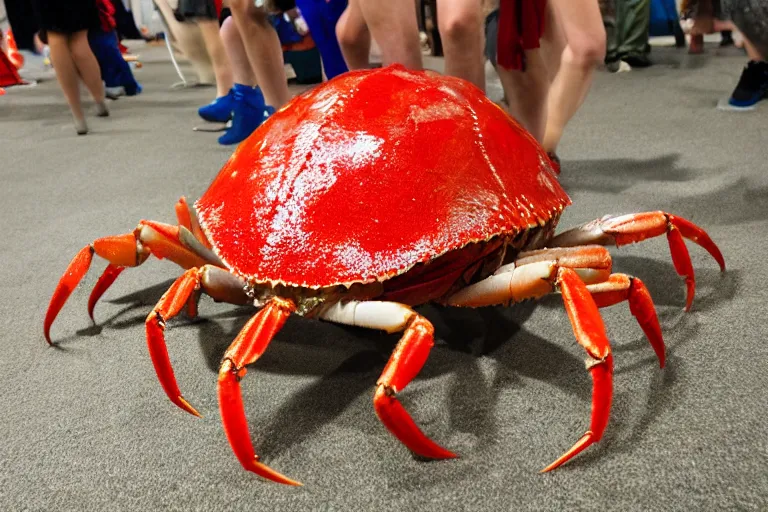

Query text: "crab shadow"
[569, 255, 738, 313]
[655, 177, 768, 227]
[189, 299, 693, 483]
[561, 165, 768, 228]
[558, 154, 697, 194]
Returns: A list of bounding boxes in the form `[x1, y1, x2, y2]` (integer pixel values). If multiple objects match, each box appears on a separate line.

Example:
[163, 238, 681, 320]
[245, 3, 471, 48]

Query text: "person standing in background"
[602, 0, 652, 69]
[336, 0, 424, 70]
[33, 0, 109, 134]
[174, 0, 236, 123]
[685, 0, 768, 108]
[490, 0, 605, 172]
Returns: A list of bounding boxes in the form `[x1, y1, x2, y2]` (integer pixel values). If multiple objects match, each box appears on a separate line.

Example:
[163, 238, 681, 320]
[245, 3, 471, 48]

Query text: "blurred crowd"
[1, 0, 766, 157]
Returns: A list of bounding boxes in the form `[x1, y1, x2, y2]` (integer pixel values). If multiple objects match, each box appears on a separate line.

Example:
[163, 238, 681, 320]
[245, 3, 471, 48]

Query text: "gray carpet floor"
[1, 43, 767, 511]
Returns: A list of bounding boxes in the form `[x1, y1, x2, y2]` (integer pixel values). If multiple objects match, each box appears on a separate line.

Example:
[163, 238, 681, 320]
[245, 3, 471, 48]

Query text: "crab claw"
[666, 215, 726, 271]
[45, 246, 94, 344]
[217, 298, 298, 484]
[374, 385, 458, 460]
[588, 274, 665, 368]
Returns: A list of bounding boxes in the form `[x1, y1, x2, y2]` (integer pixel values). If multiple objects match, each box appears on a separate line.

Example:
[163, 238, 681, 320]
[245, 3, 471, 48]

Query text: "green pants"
[602, 0, 651, 61]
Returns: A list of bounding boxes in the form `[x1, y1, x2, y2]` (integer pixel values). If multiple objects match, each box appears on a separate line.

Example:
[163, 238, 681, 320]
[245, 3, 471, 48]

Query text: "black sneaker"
[728, 61, 768, 108]
[620, 53, 652, 68]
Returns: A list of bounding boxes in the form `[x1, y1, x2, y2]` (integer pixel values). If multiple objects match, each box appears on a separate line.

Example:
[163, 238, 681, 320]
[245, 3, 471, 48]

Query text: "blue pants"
[295, 0, 349, 79]
[88, 30, 141, 94]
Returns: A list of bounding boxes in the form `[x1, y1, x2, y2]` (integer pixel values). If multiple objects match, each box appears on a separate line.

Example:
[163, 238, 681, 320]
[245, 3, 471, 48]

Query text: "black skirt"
[34, 0, 100, 34]
[175, 0, 218, 21]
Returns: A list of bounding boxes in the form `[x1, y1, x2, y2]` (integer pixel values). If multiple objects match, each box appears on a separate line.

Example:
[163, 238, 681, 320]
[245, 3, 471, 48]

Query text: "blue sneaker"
[728, 61, 768, 108]
[198, 88, 237, 123]
[218, 86, 274, 146]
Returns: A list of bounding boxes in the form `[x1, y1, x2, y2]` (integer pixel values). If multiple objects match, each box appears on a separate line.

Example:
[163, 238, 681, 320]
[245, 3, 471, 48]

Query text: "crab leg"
[145, 265, 249, 416]
[217, 297, 301, 486]
[586, 274, 664, 367]
[542, 268, 613, 472]
[549, 212, 726, 311]
[320, 301, 457, 460]
[44, 209, 219, 343]
[450, 246, 664, 367]
[448, 265, 613, 471]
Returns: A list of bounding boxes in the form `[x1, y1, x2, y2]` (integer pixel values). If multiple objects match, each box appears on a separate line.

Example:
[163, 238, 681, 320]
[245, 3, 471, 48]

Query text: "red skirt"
[497, 0, 548, 71]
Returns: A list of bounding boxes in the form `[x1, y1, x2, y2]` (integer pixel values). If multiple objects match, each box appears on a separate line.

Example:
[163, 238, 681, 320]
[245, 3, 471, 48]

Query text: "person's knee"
[438, 10, 482, 48]
[566, 31, 606, 69]
[336, 14, 367, 50]
[220, 16, 237, 45]
[70, 37, 94, 62]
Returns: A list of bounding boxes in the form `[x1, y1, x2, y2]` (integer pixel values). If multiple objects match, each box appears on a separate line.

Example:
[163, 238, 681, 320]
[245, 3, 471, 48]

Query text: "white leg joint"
[320, 300, 415, 333]
[448, 260, 556, 307]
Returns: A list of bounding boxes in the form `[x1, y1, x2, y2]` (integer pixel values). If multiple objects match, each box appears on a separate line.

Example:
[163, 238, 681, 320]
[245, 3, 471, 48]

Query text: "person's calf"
[220, 16, 257, 86]
[496, 52, 549, 143]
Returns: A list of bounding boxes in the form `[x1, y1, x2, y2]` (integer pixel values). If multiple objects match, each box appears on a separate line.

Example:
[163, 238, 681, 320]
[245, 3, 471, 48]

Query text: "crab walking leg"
[451, 246, 665, 366]
[145, 265, 250, 417]
[447, 265, 614, 470]
[320, 301, 457, 460]
[44, 218, 220, 343]
[217, 298, 302, 486]
[543, 268, 614, 472]
[515, 247, 663, 366]
[586, 274, 665, 367]
[549, 212, 726, 311]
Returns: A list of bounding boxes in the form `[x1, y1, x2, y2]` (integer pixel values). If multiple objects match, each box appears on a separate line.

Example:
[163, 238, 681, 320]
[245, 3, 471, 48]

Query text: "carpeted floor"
[1, 43, 766, 511]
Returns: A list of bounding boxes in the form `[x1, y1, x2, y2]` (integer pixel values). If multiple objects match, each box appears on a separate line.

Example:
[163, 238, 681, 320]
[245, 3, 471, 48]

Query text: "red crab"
[45, 65, 725, 486]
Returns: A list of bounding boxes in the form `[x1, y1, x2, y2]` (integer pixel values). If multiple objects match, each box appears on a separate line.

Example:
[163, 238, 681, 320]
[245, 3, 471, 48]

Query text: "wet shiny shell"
[196, 65, 570, 288]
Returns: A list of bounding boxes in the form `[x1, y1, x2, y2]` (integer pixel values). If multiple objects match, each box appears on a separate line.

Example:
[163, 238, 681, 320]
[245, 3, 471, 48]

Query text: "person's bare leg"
[220, 16, 257, 86]
[198, 19, 234, 97]
[47, 32, 86, 123]
[357, 0, 423, 68]
[542, 0, 605, 153]
[69, 30, 106, 105]
[496, 49, 549, 143]
[336, 0, 372, 69]
[437, 0, 485, 90]
[229, 0, 289, 107]
[540, 6, 565, 81]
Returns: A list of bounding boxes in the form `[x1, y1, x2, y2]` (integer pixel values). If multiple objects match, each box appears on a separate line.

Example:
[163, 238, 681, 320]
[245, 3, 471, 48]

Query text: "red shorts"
[497, 0, 548, 71]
